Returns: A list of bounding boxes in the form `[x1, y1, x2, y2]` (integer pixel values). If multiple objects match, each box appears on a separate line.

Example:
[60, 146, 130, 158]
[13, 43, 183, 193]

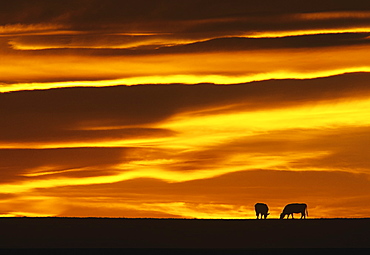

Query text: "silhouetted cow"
[254, 203, 269, 219]
[280, 203, 308, 219]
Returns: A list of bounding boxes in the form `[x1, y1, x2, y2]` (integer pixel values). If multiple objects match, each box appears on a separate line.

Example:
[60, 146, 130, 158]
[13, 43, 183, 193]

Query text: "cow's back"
[255, 203, 268, 213]
[283, 203, 306, 213]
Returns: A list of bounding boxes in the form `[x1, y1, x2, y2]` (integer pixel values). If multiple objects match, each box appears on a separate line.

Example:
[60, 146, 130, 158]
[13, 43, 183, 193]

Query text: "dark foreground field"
[1, 218, 369, 254]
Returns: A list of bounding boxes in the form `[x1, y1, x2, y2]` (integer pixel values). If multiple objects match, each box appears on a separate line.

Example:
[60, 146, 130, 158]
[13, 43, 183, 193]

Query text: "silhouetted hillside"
[1, 218, 369, 250]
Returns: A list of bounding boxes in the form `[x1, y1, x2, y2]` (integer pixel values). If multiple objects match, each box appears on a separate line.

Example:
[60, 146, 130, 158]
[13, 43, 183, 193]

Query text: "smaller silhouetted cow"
[280, 203, 308, 219]
[254, 203, 269, 219]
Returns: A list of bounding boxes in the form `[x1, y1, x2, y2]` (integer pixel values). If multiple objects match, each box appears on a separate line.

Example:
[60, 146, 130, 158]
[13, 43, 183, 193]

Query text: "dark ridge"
[1, 218, 369, 249]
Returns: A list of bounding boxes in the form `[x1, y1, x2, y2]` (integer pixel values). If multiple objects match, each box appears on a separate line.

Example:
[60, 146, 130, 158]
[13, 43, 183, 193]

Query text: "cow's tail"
[306, 206, 308, 217]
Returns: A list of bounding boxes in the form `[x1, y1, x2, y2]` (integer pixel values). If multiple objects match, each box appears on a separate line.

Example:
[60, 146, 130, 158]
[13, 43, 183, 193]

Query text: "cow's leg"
[291, 214, 294, 219]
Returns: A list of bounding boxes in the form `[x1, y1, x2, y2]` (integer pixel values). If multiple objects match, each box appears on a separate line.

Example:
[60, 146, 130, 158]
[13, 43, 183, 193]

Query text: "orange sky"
[1, 0, 370, 219]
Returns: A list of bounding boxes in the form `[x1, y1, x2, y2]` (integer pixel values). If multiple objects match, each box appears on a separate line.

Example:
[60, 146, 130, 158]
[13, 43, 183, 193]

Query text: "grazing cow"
[255, 203, 270, 219]
[280, 203, 308, 219]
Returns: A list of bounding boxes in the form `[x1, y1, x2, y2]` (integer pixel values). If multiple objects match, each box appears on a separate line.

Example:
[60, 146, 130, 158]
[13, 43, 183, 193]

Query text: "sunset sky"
[1, 0, 370, 219]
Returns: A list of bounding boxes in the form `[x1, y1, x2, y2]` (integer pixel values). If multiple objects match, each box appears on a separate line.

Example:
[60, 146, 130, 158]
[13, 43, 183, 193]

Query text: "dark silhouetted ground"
[0, 218, 369, 254]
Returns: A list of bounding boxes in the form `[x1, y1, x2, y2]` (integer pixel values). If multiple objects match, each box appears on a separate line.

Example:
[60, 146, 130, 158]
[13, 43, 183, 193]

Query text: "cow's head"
[279, 213, 285, 219]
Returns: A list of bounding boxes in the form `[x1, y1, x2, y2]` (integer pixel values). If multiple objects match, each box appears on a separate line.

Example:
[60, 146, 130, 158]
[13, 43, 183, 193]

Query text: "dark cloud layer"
[2, 0, 370, 26]
[2, 0, 370, 56]
[164, 33, 370, 53]
[8, 33, 370, 56]
[0, 147, 128, 183]
[2, 0, 370, 89]
[1, 72, 370, 143]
